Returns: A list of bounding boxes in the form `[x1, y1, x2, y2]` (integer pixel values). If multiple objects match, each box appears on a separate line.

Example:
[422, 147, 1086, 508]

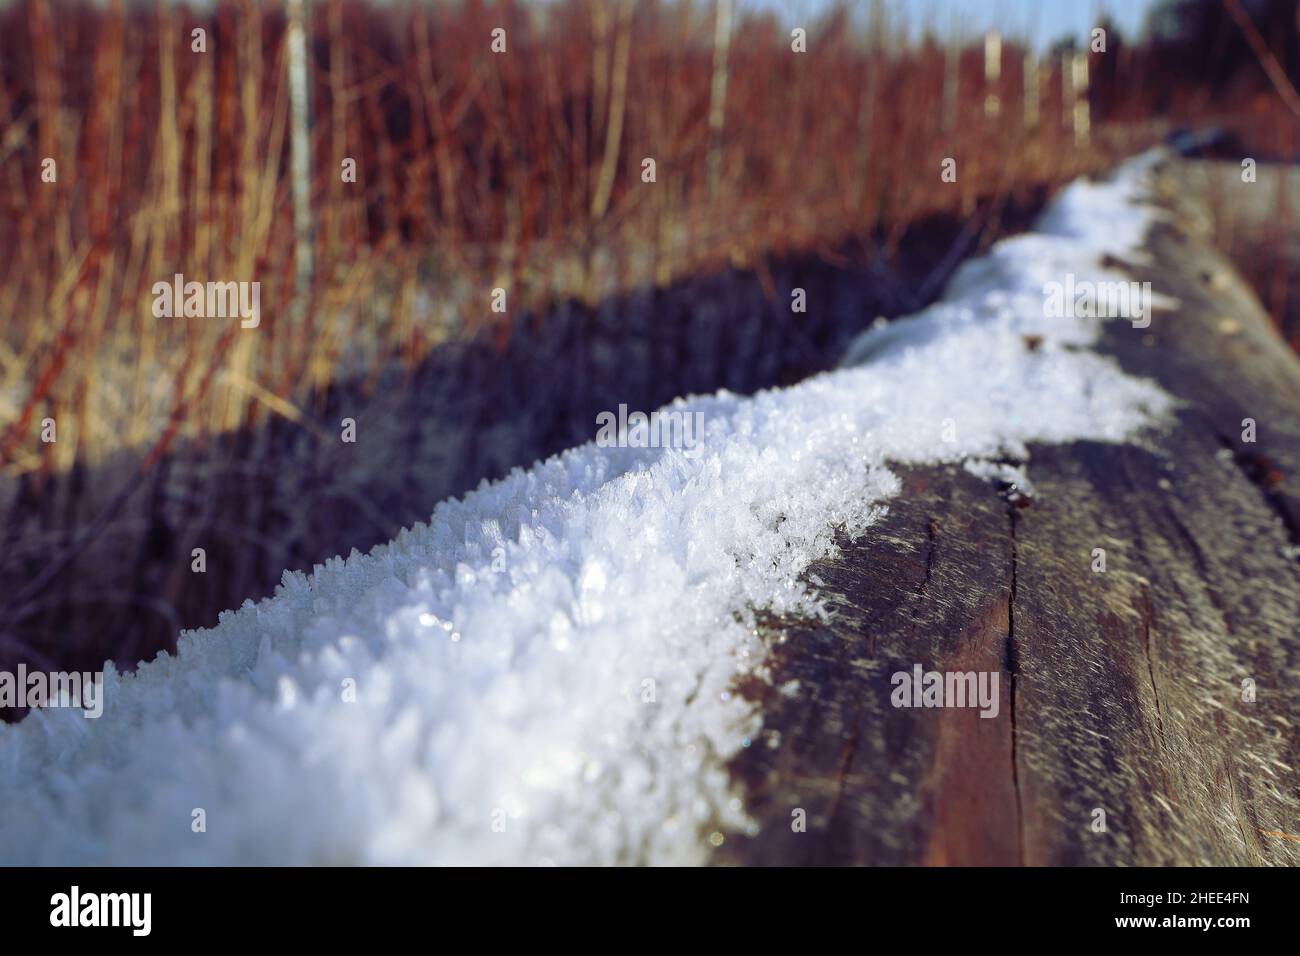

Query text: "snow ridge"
[0, 152, 1175, 865]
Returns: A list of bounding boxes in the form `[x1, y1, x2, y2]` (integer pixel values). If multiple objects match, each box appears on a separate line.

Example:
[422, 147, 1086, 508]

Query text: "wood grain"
[721, 158, 1300, 866]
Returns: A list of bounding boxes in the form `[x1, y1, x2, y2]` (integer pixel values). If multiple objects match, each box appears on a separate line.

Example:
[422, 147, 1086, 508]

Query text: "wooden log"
[721, 157, 1300, 866]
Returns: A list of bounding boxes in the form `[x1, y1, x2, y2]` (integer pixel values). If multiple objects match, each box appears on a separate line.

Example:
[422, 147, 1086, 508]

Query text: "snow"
[964, 460, 1037, 502]
[0, 151, 1177, 866]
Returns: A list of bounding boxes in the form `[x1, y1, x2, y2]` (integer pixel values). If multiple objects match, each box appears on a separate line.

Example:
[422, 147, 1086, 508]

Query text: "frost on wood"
[0, 154, 1175, 865]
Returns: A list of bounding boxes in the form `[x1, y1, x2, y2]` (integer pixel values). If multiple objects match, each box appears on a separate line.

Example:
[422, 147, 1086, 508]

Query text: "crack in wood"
[1006, 503, 1026, 866]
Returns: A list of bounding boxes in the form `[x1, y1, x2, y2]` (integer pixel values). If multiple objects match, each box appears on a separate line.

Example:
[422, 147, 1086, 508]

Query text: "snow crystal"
[964, 460, 1037, 501]
[0, 151, 1177, 865]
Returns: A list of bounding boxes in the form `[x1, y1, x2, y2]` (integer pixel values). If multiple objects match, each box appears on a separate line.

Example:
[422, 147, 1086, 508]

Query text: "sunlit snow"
[0, 152, 1176, 865]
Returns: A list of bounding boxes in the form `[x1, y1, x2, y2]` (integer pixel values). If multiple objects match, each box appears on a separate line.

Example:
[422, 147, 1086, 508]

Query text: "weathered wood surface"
[721, 158, 1300, 866]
